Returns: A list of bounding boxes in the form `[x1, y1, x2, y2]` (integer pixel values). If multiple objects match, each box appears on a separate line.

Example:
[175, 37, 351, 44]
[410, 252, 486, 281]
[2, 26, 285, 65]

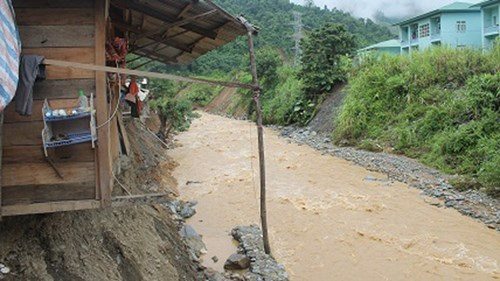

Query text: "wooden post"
[95, 0, 112, 207]
[241, 17, 271, 255]
[0, 113, 3, 220]
[110, 82, 120, 170]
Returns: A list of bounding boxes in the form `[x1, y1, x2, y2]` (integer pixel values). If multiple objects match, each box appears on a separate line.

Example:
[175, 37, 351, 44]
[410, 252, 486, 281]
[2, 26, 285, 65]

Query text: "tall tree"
[299, 23, 356, 99]
[148, 80, 194, 139]
[304, 0, 315, 8]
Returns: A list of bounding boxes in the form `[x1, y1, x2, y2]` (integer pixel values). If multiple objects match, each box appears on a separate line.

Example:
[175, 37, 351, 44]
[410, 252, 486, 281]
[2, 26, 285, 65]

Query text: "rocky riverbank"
[165, 200, 288, 281]
[230, 226, 288, 281]
[278, 126, 500, 231]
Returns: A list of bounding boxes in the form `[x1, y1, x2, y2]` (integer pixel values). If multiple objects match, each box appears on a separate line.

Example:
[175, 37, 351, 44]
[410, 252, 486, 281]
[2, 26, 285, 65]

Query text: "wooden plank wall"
[2, 0, 98, 206]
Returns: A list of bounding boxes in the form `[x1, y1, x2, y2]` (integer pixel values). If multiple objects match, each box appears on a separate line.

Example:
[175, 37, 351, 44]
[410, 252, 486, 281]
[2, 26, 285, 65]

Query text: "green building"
[395, 2, 482, 54]
[357, 39, 401, 60]
[472, 0, 499, 49]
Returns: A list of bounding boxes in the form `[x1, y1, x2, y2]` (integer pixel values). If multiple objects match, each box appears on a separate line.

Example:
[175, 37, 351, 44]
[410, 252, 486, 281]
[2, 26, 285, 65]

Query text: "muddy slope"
[204, 87, 249, 119]
[307, 83, 346, 135]
[0, 120, 199, 281]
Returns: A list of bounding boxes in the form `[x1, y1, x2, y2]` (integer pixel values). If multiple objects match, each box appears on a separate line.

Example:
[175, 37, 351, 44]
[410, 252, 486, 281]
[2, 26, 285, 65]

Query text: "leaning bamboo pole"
[239, 16, 272, 255]
[43, 59, 255, 90]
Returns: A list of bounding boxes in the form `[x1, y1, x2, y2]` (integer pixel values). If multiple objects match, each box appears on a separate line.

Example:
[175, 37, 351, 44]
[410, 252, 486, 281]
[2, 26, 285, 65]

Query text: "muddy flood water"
[170, 112, 500, 281]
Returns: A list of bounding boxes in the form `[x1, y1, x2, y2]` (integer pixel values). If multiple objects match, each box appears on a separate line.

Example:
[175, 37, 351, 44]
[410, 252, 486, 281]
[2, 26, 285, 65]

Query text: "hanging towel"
[0, 0, 21, 112]
[15, 55, 45, 116]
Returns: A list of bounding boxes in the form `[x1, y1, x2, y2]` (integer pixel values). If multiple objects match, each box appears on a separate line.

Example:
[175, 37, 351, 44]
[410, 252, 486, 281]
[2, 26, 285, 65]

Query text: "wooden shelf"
[44, 132, 93, 148]
[45, 111, 91, 122]
[41, 95, 97, 156]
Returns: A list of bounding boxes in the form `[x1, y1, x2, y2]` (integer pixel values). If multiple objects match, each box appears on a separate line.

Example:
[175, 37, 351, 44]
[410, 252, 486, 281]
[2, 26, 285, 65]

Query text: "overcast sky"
[291, 0, 482, 19]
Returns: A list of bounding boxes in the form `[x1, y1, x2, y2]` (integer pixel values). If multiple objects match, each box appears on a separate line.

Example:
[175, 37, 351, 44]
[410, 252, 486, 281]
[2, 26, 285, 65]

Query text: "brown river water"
[170, 112, 500, 281]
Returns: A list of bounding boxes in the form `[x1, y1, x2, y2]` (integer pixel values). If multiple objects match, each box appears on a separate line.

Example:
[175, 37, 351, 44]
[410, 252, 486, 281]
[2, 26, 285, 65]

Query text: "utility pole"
[238, 16, 272, 255]
[292, 11, 304, 66]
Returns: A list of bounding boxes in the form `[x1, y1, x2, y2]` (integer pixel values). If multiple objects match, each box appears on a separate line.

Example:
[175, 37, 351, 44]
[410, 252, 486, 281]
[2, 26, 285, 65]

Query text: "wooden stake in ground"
[240, 17, 272, 255]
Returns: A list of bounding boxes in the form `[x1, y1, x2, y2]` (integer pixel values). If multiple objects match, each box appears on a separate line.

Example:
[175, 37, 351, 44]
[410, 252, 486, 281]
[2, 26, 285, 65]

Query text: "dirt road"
[170, 112, 500, 281]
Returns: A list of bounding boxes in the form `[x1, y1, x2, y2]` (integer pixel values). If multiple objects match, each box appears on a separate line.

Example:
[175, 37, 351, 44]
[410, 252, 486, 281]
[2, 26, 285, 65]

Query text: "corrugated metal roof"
[110, 0, 248, 65]
[394, 2, 480, 26]
[440, 2, 477, 10]
[471, 0, 500, 7]
[358, 39, 400, 52]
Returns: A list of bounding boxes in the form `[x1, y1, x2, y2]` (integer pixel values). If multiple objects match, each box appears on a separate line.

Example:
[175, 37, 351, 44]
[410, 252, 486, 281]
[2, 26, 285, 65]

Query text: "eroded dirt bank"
[171, 112, 500, 281]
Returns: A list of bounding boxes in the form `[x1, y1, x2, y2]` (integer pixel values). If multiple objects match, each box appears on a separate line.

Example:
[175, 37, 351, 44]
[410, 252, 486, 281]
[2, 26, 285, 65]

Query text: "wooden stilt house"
[0, 0, 248, 217]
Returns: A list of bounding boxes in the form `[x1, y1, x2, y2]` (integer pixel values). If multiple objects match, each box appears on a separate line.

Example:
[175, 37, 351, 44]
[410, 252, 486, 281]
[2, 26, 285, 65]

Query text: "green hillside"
[188, 0, 394, 74]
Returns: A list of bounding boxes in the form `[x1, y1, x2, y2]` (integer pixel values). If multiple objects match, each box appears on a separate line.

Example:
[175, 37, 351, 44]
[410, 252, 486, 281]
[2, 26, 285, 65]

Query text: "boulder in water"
[224, 253, 250, 270]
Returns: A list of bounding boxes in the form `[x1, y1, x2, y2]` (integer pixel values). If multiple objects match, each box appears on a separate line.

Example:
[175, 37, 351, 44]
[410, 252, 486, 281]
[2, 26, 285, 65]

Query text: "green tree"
[299, 23, 356, 99]
[243, 47, 283, 89]
[149, 79, 194, 138]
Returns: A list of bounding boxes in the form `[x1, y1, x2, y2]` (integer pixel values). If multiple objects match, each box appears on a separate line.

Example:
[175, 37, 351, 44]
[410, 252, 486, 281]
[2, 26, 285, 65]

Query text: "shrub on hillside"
[247, 47, 284, 90]
[334, 46, 500, 196]
[183, 83, 224, 107]
[261, 66, 307, 125]
[149, 79, 195, 138]
[299, 23, 356, 100]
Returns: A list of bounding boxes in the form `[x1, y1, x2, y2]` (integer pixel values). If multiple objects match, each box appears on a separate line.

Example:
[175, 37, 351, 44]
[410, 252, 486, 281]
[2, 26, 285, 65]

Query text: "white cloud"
[291, 0, 482, 19]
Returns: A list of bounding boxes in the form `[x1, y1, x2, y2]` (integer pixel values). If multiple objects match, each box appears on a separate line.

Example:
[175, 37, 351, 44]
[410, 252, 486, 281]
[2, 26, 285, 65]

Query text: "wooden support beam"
[110, 83, 120, 168]
[126, 55, 145, 64]
[117, 114, 131, 155]
[1, 193, 173, 216]
[95, 0, 112, 208]
[176, 1, 197, 19]
[43, 59, 255, 89]
[112, 0, 218, 39]
[129, 30, 190, 53]
[2, 200, 101, 216]
[111, 193, 173, 207]
[205, 0, 247, 28]
[133, 48, 178, 64]
[156, 19, 224, 61]
[2, 182, 95, 206]
[131, 59, 154, 69]
[130, 9, 217, 42]
[113, 21, 194, 53]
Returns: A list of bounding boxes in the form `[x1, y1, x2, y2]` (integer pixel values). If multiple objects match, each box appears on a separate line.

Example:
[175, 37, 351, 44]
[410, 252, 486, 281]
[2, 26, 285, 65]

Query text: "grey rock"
[433, 190, 444, 197]
[164, 200, 181, 215]
[179, 204, 196, 219]
[180, 225, 206, 257]
[224, 254, 250, 270]
[205, 268, 230, 281]
[180, 225, 198, 238]
[444, 200, 456, 208]
[364, 176, 378, 182]
[231, 225, 289, 280]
